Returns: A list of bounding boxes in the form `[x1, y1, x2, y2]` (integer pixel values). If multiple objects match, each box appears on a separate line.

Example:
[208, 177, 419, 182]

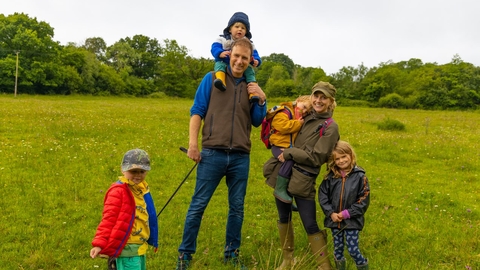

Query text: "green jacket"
[264, 110, 339, 200]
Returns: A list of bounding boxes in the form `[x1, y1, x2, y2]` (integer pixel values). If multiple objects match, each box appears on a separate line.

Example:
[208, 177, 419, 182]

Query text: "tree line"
[1, 13, 479, 110]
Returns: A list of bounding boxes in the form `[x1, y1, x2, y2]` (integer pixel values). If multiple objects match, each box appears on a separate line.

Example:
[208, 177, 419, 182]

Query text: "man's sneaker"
[224, 250, 248, 270]
[176, 253, 191, 270]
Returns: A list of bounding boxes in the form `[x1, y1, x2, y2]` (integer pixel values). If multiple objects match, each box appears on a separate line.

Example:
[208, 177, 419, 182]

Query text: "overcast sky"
[3, 0, 480, 74]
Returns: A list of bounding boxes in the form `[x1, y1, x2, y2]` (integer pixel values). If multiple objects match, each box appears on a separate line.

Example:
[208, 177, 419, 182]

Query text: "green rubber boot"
[274, 176, 292, 203]
[356, 259, 369, 270]
[308, 231, 332, 270]
[276, 222, 294, 270]
[335, 258, 346, 270]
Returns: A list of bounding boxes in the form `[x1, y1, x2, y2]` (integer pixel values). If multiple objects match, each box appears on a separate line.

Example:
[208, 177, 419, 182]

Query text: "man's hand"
[187, 147, 202, 163]
[247, 83, 266, 104]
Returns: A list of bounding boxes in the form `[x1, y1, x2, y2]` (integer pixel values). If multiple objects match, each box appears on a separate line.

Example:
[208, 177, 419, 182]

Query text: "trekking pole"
[156, 147, 197, 217]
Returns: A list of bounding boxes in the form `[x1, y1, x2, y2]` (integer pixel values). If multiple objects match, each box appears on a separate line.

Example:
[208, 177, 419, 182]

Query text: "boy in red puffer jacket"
[90, 149, 158, 270]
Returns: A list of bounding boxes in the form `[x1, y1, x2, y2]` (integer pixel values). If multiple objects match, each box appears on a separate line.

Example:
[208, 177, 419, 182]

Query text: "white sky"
[3, 0, 480, 74]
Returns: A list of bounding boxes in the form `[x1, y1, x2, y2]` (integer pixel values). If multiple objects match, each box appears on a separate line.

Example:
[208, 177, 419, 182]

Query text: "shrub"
[403, 95, 419, 109]
[378, 93, 405, 108]
[377, 117, 406, 131]
[147, 92, 168, 99]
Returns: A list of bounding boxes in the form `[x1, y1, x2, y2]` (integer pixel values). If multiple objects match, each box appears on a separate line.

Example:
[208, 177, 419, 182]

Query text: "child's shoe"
[248, 82, 259, 104]
[274, 176, 293, 203]
[335, 258, 346, 270]
[249, 94, 260, 104]
[214, 79, 227, 92]
[214, 71, 227, 91]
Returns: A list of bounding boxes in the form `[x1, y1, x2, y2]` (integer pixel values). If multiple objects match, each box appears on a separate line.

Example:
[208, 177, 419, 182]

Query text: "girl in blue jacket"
[319, 140, 370, 270]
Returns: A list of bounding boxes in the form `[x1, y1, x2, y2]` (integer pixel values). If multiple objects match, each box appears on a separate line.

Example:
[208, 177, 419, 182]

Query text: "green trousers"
[115, 254, 146, 270]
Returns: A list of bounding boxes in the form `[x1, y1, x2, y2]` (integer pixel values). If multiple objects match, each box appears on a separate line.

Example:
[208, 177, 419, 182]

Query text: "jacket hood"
[223, 12, 252, 39]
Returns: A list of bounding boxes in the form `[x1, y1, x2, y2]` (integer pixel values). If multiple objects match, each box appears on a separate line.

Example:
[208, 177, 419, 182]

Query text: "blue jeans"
[178, 149, 250, 257]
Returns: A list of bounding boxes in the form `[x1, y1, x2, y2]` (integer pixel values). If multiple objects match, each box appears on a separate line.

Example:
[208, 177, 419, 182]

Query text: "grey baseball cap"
[121, 149, 151, 171]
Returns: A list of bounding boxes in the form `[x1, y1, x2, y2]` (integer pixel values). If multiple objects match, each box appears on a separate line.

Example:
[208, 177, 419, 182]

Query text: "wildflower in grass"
[467, 209, 471, 213]
[465, 265, 471, 270]
[415, 208, 418, 211]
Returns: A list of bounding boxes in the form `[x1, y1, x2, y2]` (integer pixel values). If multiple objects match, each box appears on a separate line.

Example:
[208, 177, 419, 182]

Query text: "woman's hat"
[311, 81, 337, 98]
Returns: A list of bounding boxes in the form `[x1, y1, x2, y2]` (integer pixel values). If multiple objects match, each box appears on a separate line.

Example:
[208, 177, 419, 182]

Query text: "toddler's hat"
[224, 12, 252, 39]
[311, 81, 337, 98]
[121, 148, 151, 171]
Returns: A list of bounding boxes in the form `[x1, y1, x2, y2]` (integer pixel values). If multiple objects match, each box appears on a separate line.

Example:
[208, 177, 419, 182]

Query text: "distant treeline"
[1, 13, 479, 110]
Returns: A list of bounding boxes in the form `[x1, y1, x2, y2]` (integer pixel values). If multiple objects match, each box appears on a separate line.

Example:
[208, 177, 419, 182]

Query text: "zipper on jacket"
[207, 114, 214, 139]
[338, 176, 346, 229]
[229, 83, 239, 148]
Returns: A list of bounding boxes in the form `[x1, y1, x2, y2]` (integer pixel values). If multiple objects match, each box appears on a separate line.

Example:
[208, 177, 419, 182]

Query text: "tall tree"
[0, 13, 61, 94]
[331, 64, 369, 100]
[261, 53, 295, 77]
[156, 39, 192, 97]
[83, 37, 107, 62]
[264, 65, 294, 97]
[120, 35, 163, 79]
[293, 66, 328, 95]
[361, 63, 403, 101]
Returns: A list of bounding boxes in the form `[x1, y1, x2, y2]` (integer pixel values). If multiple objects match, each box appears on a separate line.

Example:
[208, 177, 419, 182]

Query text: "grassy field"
[1, 95, 479, 269]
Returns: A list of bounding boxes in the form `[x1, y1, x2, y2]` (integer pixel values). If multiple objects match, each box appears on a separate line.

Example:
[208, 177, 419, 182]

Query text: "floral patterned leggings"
[331, 228, 367, 265]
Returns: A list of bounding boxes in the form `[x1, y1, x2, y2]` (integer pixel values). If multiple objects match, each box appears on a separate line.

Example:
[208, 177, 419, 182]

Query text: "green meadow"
[1, 95, 479, 269]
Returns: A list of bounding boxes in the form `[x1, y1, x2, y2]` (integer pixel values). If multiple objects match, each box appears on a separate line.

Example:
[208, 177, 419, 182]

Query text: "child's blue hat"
[223, 12, 252, 39]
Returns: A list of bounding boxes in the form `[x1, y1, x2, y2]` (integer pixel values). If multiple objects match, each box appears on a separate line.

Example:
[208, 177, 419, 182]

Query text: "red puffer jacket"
[92, 182, 136, 257]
